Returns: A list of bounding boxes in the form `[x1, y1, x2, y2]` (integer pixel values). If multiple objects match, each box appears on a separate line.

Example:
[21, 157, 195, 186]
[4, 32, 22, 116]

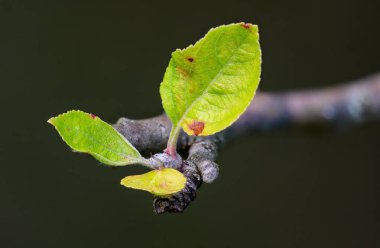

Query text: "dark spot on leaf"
[89, 113, 97, 119]
[188, 120, 205, 136]
[187, 57, 194, 62]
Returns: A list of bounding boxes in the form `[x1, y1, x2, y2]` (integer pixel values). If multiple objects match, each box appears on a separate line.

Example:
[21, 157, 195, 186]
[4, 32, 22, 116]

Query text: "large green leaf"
[48, 110, 145, 166]
[121, 168, 186, 196]
[160, 23, 261, 137]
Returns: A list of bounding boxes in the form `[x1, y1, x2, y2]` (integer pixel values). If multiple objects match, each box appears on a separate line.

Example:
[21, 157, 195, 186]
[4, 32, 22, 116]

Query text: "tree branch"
[226, 72, 380, 139]
[113, 72, 380, 213]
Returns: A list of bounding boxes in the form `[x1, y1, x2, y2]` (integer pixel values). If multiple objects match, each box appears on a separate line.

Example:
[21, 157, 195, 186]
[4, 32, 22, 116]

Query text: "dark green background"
[1, 0, 379, 247]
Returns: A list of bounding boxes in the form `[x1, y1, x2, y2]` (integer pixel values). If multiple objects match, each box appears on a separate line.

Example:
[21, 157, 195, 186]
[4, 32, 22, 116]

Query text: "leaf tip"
[240, 22, 252, 29]
[239, 22, 259, 33]
[120, 177, 129, 186]
[47, 117, 56, 125]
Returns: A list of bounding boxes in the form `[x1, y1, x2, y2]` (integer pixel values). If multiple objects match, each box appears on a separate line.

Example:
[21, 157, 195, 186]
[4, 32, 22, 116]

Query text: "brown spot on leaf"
[89, 113, 97, 119]
[187, 57, 194, 62]
[188, 120, 205, 136]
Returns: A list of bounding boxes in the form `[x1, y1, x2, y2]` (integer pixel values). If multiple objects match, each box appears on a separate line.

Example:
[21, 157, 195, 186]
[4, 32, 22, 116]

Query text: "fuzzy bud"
[188, 140, 218, 162]
[197, 160, 219, 183]
[152, 152, 182, 169]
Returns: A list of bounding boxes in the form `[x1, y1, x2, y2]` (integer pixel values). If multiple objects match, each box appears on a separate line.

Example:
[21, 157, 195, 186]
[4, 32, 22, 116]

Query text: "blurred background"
[1, 0, 379, 247]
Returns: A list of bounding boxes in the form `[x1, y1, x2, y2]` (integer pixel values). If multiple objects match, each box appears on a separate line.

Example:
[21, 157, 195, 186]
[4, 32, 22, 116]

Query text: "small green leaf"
[160, 23, 261, 137]
[120, 168, 186, 196]
[48, 110, 144, 166]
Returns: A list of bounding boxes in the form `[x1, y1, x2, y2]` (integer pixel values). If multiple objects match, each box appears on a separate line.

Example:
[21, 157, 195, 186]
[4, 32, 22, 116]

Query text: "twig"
[113, 72, 380, 213]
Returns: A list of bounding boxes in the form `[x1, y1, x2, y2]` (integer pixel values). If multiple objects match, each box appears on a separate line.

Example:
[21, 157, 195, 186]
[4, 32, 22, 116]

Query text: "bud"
[197, 160, 219, 183]
[152, 152, 182, 169]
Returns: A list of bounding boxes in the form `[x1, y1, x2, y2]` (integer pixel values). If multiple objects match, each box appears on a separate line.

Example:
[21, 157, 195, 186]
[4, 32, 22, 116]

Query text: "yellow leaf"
[120, 168, 186, 196]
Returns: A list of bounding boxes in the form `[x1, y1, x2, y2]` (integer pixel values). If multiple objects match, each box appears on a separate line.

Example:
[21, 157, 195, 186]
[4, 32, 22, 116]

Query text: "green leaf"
[48, 110, 145, 166]
[160, 23, 261, 137]
[120, 168, 186, 196]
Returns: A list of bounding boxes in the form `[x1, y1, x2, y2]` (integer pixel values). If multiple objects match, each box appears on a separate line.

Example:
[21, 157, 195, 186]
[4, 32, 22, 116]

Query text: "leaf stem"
[132, 157, 156, 169]
[166, 125, 181, 157]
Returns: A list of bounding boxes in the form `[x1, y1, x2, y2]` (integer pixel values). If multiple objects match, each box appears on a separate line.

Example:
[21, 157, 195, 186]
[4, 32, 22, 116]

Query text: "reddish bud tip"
[241, 23, 252, 29]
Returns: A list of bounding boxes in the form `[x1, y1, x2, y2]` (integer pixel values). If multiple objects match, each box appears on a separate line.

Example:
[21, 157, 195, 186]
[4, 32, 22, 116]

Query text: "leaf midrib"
[176, 30, 251, 128]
